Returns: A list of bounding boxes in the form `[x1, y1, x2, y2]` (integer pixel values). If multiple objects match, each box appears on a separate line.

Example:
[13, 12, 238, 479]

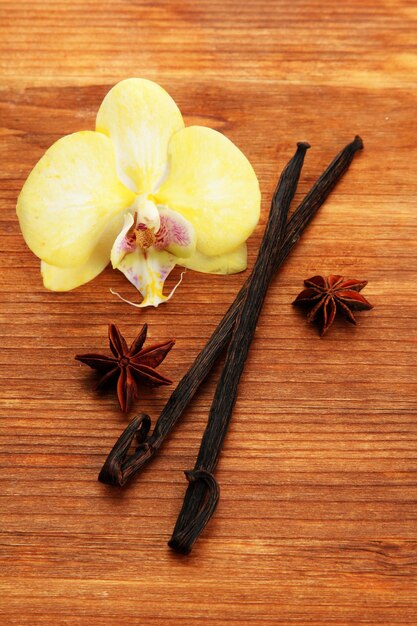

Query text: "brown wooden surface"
[1, 1, 417, 624]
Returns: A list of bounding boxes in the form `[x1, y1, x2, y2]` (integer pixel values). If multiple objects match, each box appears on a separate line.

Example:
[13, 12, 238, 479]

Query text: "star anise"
[293, 274, 373, 336]
[75, 324, 175, 412]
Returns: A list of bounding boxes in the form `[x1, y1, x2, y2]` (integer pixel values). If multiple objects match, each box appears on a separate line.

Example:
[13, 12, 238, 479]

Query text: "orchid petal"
[17, 131, 135, 269]
[41, 257, 108, 292]
[96, 78, 184, 194]
[176, 244, 248, 275]
[41, 213, 125, 291]
[155, 126, 260, 257]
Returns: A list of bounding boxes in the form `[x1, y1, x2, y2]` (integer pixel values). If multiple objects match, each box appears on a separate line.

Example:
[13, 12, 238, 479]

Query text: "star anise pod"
[293, 274, 373, 336]
[75, 324, 175, 412]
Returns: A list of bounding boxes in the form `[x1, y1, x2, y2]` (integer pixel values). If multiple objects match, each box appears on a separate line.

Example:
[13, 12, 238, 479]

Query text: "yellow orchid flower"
[16, 78, 261, 307]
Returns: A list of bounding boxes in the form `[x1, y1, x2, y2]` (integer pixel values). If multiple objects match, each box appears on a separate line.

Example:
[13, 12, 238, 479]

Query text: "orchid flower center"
[124, 195, 161, 252]
[126, 220, 156, 250]
[132, 195, 161, 230]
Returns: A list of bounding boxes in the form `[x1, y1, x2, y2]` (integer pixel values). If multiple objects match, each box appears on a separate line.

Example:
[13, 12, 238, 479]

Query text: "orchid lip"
[110, 203, 196, 307]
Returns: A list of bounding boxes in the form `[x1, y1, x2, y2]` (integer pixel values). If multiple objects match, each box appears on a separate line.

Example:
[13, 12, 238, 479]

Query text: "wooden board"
[1, 0, 416, 623]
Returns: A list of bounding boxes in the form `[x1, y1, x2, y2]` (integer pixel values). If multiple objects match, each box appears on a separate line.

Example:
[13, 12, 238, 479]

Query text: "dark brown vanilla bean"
[98, 136, 364, 487]
[168, 142, 309, 554]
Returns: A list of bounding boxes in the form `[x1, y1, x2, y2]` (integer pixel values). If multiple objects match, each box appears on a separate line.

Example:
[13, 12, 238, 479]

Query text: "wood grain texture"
[1, 0, 416, 623]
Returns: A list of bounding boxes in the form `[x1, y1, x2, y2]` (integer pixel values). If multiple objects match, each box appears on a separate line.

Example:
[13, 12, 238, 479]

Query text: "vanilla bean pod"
[98, 136, 364, 487]
[168, 142, 309, 554]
